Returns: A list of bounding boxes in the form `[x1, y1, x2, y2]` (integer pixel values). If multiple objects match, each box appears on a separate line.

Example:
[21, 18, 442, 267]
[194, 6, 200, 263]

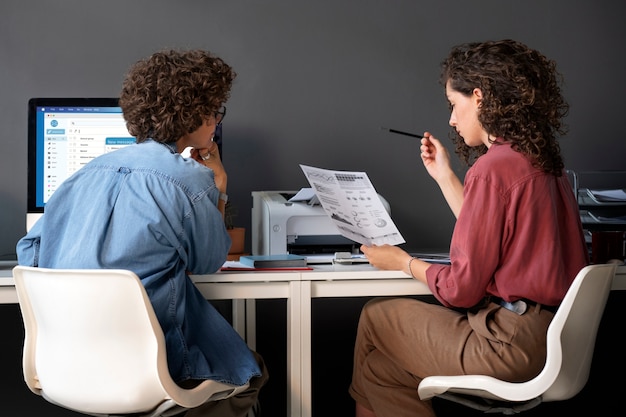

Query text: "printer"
[251, 190, 390, 256]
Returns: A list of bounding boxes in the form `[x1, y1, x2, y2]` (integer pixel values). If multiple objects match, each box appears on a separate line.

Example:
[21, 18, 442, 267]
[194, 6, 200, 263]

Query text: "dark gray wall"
[2, 2, 626, 416]
[2, 0, 625, 259]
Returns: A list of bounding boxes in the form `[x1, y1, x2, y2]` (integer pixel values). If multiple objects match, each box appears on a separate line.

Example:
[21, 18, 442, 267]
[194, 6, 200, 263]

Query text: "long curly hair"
[119, 49, 236, 144]
[440, 39, 569, 176]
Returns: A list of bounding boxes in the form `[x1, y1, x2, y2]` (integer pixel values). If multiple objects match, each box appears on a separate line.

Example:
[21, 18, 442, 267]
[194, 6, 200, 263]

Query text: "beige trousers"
[349, 297, 554, 417]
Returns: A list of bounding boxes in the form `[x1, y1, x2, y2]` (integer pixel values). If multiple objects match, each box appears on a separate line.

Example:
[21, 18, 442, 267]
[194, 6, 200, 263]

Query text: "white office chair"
[13, 265, 249, 417]
[418, 263, 617, 415]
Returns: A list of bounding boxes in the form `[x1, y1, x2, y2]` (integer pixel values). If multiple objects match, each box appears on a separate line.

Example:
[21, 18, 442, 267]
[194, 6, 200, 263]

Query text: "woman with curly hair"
[17, 50, 267, 417]
[350, 40, 588, 417]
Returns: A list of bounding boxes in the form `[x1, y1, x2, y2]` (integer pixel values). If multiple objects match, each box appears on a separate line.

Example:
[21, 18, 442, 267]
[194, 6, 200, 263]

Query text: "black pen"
[380, 127, 424, 139]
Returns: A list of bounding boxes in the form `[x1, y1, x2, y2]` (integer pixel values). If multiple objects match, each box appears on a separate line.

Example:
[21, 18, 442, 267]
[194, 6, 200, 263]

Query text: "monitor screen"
[26, 98, 135, 231]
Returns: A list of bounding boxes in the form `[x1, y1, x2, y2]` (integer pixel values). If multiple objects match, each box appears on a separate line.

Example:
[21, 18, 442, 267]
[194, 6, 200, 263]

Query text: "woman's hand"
[420, 132, 452, 182]
[420, 132, 464, 218]
[360, 244, 411, 271]
[360, 244, 430, 283]
[191, 144, 227, 193]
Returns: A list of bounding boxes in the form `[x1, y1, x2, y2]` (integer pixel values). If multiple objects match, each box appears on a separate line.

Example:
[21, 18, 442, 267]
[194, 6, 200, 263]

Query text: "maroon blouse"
[426, 142, 589, 308]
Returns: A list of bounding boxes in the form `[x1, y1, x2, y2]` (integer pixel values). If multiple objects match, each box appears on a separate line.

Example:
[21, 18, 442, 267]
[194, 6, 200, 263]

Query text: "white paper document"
[587, 188, 626, 203]
[299, 164, 405, 246]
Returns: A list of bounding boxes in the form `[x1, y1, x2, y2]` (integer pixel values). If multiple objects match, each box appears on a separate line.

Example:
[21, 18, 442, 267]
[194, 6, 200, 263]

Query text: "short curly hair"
[119, 49, 236, 144]
[440, 39, 569, 176]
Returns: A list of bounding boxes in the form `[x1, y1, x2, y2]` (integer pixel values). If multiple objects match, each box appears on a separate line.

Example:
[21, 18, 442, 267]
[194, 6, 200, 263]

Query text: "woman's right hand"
[420, 132, 464, 218]
[420, 132, 452, 182]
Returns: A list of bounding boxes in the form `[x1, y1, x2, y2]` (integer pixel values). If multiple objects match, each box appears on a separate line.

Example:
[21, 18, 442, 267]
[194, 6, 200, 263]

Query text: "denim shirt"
[16, 140, 261, 386]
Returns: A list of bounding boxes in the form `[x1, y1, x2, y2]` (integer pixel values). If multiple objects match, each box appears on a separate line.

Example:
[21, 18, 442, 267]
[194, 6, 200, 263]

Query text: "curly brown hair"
[440, 39, 569, 176]
[119, 49, 236, 144]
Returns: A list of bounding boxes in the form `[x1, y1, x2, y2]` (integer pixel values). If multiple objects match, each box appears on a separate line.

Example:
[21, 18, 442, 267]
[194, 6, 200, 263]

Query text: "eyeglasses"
[215, 106, 227, 125]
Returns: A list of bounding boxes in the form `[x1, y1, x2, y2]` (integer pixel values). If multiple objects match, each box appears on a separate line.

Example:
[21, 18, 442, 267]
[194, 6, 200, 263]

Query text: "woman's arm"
[420, 133, 464, 218]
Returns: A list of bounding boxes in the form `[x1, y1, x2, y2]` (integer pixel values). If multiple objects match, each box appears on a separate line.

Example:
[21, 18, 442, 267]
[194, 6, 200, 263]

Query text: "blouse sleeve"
[426, 173, 507, 308]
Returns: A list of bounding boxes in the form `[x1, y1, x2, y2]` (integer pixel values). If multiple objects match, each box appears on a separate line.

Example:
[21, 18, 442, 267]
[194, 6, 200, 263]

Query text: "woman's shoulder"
[90, 141, 213, 187]
[95, 141, 186, 168]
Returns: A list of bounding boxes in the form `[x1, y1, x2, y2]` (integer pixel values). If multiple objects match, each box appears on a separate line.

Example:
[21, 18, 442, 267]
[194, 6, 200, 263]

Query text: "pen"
[380, 127, 424, 139]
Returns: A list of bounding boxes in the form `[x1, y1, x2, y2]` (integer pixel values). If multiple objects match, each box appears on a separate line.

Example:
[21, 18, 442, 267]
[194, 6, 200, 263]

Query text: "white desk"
[2, 265, 625, 417]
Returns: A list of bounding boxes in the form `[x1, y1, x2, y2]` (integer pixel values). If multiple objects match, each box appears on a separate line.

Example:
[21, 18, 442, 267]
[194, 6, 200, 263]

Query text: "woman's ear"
[472, 87, 483, 106]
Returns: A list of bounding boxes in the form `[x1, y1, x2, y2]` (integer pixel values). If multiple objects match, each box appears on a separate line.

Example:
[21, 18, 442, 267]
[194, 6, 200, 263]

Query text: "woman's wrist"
[407, 256, 417, 278]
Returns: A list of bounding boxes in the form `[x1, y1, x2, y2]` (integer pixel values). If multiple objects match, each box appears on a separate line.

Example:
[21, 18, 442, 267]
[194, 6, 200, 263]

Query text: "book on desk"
[238, 254, 308, 268]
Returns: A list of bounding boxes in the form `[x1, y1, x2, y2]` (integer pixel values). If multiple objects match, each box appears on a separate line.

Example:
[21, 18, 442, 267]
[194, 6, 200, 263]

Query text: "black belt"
[491, 297, 558, 315]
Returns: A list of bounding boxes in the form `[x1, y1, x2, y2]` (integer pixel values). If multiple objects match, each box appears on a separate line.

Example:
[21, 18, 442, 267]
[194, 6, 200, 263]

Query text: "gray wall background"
[2, 0, 625, 259]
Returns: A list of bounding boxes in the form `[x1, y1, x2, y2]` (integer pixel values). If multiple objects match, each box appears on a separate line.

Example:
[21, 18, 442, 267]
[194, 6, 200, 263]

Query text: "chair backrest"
[13, 265, 246, 416]
[14, 266, 173, 414]
[542, 262, 616, 401]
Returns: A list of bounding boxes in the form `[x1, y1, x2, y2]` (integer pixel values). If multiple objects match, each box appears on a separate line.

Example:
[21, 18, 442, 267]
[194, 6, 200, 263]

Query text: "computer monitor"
[26, 98, 225, 232]
[26, 98, 135, 231]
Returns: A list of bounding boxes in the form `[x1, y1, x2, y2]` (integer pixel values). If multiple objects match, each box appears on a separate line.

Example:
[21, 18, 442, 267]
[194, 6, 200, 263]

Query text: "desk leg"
[300, 281, 312, 417]
[231, 299, 257, 350]
[287, 280, 303, 417]
[246, 299, 256, 350]
[232, 299, 246, 341]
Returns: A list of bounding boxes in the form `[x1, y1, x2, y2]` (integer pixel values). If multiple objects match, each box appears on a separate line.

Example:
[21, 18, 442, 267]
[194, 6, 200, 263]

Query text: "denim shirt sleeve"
[176, 182, 231, 274]
[16, 219, 42, 267]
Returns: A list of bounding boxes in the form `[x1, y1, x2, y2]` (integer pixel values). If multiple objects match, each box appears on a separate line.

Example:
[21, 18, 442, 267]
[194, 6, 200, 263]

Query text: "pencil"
[380, 127, 424, 139]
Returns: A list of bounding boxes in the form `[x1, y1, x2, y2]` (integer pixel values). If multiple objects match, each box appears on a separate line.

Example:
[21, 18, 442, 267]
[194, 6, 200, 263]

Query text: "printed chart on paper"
[300, 164, 405, 246]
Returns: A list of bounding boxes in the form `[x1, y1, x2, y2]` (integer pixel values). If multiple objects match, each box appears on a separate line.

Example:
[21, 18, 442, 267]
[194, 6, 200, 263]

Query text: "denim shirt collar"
[158, 140, 178, 154]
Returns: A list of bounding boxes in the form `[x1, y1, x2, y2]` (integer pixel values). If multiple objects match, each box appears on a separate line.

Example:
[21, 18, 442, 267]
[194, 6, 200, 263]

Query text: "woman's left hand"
[360, 244, 411, 271]
[361, 244, 429, 282]
[190, 144, 227, 192]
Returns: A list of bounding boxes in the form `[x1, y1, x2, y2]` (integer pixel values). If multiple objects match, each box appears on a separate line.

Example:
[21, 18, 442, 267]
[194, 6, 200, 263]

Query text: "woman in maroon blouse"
[350, 39, 589, 417]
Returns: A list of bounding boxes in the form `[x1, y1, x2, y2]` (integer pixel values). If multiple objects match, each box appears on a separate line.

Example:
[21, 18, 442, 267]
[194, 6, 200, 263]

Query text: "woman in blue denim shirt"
[16, 49, 268, 417]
